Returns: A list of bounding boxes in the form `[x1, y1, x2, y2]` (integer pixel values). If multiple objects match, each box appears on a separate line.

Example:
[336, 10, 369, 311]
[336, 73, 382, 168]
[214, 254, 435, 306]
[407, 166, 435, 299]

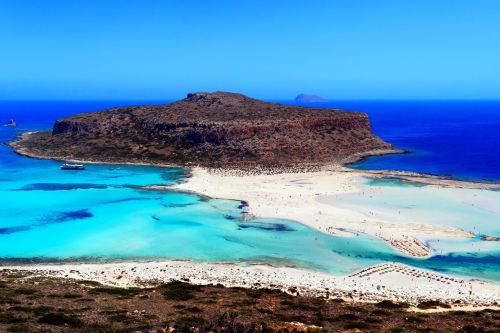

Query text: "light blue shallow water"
[330, 177, 500, 281]
[0, 143, 396, 275]
[1, 101, 499, 283]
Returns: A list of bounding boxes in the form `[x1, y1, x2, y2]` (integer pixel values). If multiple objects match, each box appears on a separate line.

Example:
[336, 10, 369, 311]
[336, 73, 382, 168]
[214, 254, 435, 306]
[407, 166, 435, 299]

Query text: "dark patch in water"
[0, 209, 93, 235]
[0, 225, 30, 235]
[425, 253, 500, 265]
[222, 236, 255, 248]
[152, 215, 160, 221]
[50, 209, 93, 222]
[164, 220, 203, 227]
[368, 177, 427, 188]
[160, 168, 189, 183]
[15, 183, 108, 191]
[238, 222, 295, 232]
[104, 197, 151, 204]
[161, 202, 194, 208]
[224, 214, 237, 220]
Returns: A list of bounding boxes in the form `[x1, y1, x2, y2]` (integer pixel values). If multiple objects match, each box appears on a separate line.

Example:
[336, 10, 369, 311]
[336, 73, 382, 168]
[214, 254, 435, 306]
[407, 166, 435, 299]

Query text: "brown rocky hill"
[12, 92, 392, 167]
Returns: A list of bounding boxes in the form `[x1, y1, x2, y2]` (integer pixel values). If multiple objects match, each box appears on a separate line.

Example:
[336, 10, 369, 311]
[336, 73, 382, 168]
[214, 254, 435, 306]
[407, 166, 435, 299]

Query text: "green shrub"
[406, 315, 424, 323]
[0, 312, 26, 324]
[77, 280, 102, 287]
[376, 300, 408, 309]
[175, 315, 209, 333]
[6, 324, 30, 332]
[37, 312, 83, 328]
[13, 288, 36, 295]
[392, 327, 406, 333]
[344, 321, 369, 329]
[370, 309, 390, 316]
[90, 286, 141, 297]
[161, 281, 201, 301]
[417, 300, 451, 309]
[337, 313, 360, 321]
[186, 306, 203, 313]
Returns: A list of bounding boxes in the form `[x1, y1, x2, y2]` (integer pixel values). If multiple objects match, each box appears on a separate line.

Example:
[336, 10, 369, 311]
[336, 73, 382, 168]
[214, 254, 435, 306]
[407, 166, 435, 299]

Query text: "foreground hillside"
[12, 92, 392, 167]
[1, 271, 498, 333]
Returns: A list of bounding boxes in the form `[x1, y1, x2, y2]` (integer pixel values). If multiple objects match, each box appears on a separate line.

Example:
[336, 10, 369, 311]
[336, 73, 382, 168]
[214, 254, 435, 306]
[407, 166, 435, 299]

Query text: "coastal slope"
[11, 92, 392, 167]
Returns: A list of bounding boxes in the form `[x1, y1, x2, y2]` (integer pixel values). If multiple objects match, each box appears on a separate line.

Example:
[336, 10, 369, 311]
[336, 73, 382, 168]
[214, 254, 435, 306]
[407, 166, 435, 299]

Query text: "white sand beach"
[171, 166, 498, 258]
[2, 260, 499, 307]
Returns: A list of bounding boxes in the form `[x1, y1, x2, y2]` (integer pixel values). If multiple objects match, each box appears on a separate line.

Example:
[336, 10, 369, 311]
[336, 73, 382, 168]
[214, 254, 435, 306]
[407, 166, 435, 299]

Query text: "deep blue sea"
[0, 100, 499, 282]
[289, 100, 500, 182]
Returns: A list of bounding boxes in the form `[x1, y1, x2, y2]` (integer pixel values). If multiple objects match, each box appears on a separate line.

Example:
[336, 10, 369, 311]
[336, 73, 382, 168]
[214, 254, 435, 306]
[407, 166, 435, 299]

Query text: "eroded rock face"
[14, 92, 392, 167]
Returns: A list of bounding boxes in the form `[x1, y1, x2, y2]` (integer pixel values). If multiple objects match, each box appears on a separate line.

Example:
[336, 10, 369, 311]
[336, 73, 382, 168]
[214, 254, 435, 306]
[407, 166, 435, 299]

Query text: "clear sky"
[1, 0, 499, 100]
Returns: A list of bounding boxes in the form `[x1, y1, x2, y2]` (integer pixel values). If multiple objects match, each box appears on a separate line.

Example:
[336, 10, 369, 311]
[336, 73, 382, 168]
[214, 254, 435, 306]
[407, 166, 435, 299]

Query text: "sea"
[0, 100, 499, 282]
[299, 100, 500, 183]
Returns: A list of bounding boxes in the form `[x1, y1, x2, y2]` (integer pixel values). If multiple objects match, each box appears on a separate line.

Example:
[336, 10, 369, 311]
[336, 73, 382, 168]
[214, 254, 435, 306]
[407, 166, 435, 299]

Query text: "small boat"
[60, 163, 85, 170]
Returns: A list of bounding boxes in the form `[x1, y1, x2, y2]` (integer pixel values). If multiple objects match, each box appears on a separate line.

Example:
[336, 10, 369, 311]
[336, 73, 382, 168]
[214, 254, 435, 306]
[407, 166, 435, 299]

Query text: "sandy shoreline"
[171, 166, 499, 258]
[1, 260, 499, 307]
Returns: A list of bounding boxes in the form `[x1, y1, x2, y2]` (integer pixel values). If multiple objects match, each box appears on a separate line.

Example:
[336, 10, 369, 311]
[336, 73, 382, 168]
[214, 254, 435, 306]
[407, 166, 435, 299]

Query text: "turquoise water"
[329, 177, 500, 282]
[1, 101, 500, 283]
[0, 156, 397, 275]
[0, 118, 397, 275]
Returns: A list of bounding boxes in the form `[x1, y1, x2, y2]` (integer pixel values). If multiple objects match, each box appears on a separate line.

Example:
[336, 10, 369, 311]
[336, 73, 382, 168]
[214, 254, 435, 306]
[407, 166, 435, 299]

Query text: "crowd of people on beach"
[349, 263, 485, 301]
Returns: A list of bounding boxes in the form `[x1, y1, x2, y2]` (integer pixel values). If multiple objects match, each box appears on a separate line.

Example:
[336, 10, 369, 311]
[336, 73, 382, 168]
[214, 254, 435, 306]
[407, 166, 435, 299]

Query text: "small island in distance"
[294, 93, 328, 103]
[3, 118, 16, 127]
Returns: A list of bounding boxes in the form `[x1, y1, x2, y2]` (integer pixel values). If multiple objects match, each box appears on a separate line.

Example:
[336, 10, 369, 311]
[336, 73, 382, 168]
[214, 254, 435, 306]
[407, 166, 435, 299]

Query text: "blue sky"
[1, 0, 499, 100]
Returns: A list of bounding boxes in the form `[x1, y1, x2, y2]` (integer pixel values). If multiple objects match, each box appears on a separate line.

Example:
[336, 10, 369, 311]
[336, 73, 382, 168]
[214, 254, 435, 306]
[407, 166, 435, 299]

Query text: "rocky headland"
[11, 92, 392, 167]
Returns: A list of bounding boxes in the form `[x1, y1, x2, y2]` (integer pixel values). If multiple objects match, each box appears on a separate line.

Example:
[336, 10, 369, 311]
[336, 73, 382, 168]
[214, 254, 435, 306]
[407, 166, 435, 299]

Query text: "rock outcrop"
[4, 119, 16, 127]
[12, 92, 392, 167]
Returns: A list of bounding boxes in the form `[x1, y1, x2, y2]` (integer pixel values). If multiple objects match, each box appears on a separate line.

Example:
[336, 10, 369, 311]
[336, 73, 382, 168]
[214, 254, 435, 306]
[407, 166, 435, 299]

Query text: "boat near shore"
[60, 163, 85, 170]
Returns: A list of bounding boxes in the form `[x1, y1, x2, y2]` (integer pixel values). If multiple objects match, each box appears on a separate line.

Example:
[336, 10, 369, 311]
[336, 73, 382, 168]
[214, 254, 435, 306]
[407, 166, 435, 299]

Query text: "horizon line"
[2, 98, 500, 102]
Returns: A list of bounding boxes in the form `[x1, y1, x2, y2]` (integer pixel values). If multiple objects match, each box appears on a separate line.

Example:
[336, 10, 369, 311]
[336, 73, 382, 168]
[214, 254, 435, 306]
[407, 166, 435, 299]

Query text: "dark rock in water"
[12, 91, 391, 167]
[481, 234, 500, 241]
[51, 209, 93, 222]
[4, 118, 16, 127]
[238, 222, 295, 232]
[294, 94, 328, 103]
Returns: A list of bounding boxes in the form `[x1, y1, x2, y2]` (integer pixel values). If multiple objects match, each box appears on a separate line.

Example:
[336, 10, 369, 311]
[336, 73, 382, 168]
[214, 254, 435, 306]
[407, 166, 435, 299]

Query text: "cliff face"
[13, 92, 392, 167]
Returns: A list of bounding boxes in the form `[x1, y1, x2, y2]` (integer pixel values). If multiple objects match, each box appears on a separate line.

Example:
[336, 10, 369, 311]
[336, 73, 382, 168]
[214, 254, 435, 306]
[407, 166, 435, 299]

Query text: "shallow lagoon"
[328, 176, 500, 281]
[0, 122, 396, 275]
[0, 154, 398, 275]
